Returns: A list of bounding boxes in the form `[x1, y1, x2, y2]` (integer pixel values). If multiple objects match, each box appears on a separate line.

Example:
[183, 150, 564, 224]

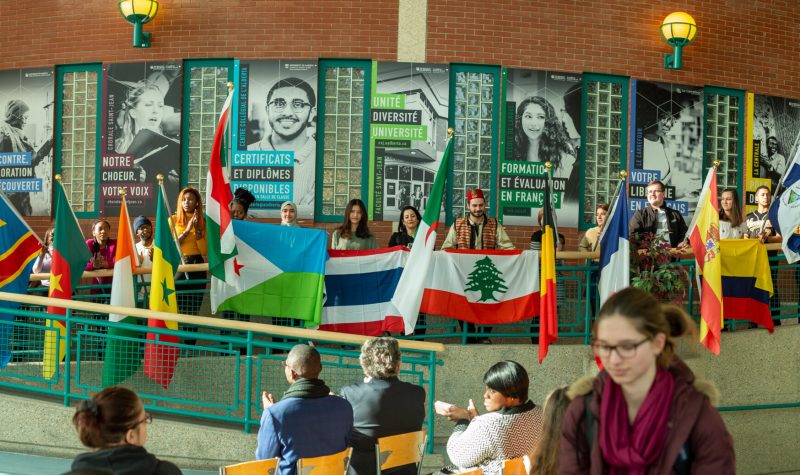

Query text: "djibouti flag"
[211, 220, 328, 327]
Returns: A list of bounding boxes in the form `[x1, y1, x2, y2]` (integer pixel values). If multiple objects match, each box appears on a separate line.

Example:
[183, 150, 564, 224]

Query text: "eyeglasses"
[131, 412, 153, 428]
[592, 338, 650, 359]
[268, 98, 311, 112]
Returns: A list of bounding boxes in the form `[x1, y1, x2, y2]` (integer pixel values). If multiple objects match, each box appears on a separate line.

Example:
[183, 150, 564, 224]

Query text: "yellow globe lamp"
[660, 12, 698, 70]
[119, 0, 159, 48]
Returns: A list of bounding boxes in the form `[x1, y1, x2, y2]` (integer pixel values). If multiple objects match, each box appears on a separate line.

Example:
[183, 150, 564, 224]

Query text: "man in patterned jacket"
[441, 188, 514, 343]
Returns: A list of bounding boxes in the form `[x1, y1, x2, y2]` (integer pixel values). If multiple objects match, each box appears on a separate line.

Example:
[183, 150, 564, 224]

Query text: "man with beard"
[248, 77, 316, 210]
[441, 188, 514, 343]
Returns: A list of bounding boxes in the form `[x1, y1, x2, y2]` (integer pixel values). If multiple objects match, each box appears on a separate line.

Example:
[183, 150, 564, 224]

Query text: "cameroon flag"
[43, 182, 91, 379]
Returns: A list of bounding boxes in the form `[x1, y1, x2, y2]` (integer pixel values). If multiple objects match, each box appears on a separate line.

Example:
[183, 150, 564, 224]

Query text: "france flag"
[598, 180, 630, 306]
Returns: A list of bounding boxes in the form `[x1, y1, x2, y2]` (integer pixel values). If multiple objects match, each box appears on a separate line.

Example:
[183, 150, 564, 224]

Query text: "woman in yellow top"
[172, 187, 207, 339]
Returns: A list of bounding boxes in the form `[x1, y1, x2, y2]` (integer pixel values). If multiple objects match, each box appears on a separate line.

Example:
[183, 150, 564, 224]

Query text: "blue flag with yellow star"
[143, 183, 182, 388]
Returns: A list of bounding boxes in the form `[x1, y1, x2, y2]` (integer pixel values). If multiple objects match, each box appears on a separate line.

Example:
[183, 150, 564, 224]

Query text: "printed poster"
[500, 69, 582, 226]
[0, 68, 54, 216]
[369, 62, 449, 222]
[101, 61, 183, 216]
[629, 80, 703, 218]
[233, 60, 318, 219]
[747, 93, 800, 213]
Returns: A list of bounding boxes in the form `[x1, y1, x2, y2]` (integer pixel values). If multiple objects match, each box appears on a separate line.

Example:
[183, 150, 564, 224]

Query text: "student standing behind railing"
[745, 185, 782, 327]
[71, 386, 182, 475]
[331, 198, 377, 250]
[171, 187, 207, 345]
[31, 226, 54, 288]
[85, 219, 117, 297]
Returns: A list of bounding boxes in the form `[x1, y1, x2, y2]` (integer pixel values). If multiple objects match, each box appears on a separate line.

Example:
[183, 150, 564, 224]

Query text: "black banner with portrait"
[100, 61, 183, 216]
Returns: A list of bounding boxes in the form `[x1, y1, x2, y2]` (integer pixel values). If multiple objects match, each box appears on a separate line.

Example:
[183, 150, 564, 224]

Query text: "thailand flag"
[319, 247, 408, 336]
[598, 180, 630, 306]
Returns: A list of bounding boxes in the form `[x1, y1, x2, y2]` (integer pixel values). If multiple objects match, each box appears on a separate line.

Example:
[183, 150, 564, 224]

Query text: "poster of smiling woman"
[501, 69, 582, 227]
[232, 60, 318, 219]
[101, 61, 183, 216]
[0, 68, 54, 216]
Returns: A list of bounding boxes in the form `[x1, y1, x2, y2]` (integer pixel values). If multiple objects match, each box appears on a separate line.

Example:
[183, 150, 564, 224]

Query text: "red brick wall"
[427, 0, 800, 98]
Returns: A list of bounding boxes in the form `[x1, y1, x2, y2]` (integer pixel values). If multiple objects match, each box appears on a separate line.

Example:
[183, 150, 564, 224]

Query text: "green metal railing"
[0, 290, 444, 453]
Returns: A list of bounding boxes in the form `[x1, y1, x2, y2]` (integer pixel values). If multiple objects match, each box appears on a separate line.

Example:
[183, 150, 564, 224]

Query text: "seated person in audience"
[434, 360, 543, 475]
[340, 337, 426, 475]
[71, 386, 182, 475]
[525, 386, 570, 475]
[257, 344, 353, 475]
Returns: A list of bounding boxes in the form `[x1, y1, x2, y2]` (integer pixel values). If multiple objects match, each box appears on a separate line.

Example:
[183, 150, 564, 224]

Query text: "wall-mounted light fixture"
[660, 11, 697, 70]
[119, 0, 159, 48]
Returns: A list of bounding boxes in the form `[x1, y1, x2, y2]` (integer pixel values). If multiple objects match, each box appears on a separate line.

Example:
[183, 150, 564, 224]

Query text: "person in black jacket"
[628, 180, 688, 249]
[339, 337, 426, 475]
[71, 386, 181, 475]
[388, 206, 421, 249]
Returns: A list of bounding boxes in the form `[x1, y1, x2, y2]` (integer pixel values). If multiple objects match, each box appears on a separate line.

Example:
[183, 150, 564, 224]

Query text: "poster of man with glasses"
[236, 60, 318, 218]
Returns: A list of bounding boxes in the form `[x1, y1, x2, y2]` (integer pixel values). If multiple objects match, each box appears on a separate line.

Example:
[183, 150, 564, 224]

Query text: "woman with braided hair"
[71, 386, 182, 475]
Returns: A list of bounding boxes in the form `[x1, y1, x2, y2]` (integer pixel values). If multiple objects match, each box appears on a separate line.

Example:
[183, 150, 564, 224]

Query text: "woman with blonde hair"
[559, 287, 735, 473]
[527, 386, 570, 475]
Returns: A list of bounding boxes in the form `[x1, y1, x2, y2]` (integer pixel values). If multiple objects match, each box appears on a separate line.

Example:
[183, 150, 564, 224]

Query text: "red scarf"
[599, 368, 675, 474]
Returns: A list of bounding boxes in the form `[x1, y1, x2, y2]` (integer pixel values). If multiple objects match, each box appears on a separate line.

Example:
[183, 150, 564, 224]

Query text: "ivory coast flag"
[205, 89, 236, 282]
[102, 195, 141, 386]
[688, 167, 724, 354]
[43, 182, 91, 379]
[539, 175, 558, 363]
[390, 134, 452, 334]
[143, 183, 182, 388]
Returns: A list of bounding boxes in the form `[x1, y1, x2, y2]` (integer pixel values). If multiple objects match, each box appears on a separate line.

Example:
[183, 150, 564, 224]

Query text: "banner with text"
[747, 93, 800, 213]
[500, 69, 582, 226]
[232, 60, 318, 219]
[370, 62, 449, 222]
[0, 68, 54, 216]
[101, 61, 183, 216]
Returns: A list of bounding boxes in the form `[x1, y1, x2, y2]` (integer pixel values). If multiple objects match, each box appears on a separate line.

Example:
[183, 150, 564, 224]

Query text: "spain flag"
[688, 167, 724, 355]
[539, 175, 558, 363]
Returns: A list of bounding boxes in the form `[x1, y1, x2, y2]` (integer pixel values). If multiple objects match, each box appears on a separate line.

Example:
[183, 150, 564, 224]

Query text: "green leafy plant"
[630, 232, 690, 304]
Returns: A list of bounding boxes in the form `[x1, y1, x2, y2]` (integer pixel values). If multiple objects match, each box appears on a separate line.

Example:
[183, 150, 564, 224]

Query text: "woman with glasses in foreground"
[71, 386, 182, 475]
[559, 287, 735, 474]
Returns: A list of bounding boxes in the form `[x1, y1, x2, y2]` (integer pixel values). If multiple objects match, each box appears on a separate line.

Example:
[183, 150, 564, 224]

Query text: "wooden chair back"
[296, 447, 353, 475]
[502, 456, 527, 475]
[219, 457, 279, 475]
[376, 430, 427, 474]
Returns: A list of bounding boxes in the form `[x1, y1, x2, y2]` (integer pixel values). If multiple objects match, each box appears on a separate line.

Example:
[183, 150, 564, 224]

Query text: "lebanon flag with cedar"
[390, 134, 453, 334]
[688, 167, 724, 354]
[43, 181, 92, 379]
[206, 89, 236, 287]
[143, 182, 182, 388]
[538, 174, 558, 363]
[102, 194, 141, 386]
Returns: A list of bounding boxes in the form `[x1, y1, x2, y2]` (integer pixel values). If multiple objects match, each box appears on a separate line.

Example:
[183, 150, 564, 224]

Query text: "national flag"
[538, 175, 558, 363]
[688, 167, 724, 355]
[598, 179, 630, 307]
[205, 89, 237, 281]
[319, 247, 407, 335]
[720, 239, 774, 331]
[102, 195, 142, 386]
[769, 145, 800, 263]
[0, 192, 41, 368]
[43, 181, 92, 379]
[211, 219, 327, 326]
[143, 182, 182, 388]
[391, 135, 452, 334]
[419, 249, 540, 324]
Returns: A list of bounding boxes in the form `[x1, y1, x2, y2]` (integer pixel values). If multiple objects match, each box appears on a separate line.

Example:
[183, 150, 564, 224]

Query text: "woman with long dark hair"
[513, 96, 575, 180]
[559, 287, 735, 473]
[388, 205, 421, 249]
[172, 187, 207, 344]
[71, 386, 181, 475]
[331, 198, 376, 250]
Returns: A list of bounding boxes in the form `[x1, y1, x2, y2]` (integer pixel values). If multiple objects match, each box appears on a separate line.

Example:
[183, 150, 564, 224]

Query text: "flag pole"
[157, 173, 183, 263]
[544, 161, 560, 248]
[598, 171, 627, 247]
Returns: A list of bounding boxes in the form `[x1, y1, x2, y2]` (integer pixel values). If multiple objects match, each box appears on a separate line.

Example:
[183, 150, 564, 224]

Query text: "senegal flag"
[143, 182, 182, 388]
[102, 195, 141, 386]
[43, 181, 91, 379]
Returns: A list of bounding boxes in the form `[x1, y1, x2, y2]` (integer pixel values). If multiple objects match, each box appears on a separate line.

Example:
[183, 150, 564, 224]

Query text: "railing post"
[243, 330, 254, 433]
[62, 309, 72, 407]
